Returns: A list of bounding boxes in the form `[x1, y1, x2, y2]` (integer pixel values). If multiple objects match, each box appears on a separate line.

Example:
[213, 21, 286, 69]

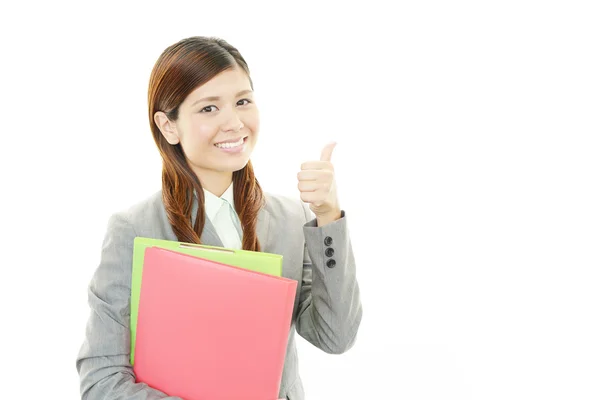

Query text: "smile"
[214, 136, 248, 153]
[214, 136, 245, 148]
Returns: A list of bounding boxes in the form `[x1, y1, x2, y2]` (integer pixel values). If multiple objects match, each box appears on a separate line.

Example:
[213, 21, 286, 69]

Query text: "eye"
[200, 105, 218, 113]
[237, 98, 252, 106]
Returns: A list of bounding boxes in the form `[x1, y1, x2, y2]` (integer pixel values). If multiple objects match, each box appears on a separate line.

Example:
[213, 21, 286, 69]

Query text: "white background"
[1, 1, 599, 399]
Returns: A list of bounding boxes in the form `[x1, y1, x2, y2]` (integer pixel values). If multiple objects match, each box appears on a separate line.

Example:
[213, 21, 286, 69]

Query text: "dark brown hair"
[147, 36, 264, 251]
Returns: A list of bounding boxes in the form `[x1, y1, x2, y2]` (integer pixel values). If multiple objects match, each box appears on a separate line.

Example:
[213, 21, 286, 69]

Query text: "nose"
[222, 109, 244, 132]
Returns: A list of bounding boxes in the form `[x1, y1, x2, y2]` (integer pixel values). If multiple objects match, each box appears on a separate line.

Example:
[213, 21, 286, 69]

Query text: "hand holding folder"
[132, 244, 297, 400]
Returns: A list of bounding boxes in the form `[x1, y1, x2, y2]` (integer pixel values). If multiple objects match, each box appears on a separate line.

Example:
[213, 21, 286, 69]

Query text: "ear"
[154, 111, 180, 145]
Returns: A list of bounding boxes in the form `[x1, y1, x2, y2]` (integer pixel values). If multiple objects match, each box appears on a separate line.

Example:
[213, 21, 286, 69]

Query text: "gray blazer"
[76, 190, 362, 400]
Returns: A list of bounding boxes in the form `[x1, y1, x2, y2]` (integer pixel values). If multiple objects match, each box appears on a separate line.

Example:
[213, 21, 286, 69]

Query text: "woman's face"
[157, 66, 259, 184]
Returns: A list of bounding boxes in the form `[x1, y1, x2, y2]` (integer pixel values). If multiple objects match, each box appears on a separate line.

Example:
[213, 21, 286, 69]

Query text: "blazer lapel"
[190, 191, 224, 247]
[200, 216, 224, 247]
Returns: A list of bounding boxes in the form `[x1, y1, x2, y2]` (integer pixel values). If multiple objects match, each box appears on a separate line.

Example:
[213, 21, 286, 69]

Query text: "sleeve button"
[324, 236, 333, 246]
[326, 259, 336, 268]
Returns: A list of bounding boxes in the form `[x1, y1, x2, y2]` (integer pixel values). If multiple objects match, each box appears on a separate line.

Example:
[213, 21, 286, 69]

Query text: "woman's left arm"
[294, 142, 363, 354]
[295, 206, 363, 354]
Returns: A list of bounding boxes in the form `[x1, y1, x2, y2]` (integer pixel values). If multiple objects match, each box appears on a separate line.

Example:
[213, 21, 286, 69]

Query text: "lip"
[214, 136, 248, 154]
[215, 135, 247, 145]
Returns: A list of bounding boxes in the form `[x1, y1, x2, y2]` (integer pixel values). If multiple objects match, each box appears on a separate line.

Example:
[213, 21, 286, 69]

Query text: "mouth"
[214, 136, 248, 151]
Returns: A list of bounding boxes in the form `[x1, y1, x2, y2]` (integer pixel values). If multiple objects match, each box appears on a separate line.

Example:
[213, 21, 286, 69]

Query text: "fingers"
[297, 169, 332, 181]
[320, 142, 337, 162]
[297, 181, 328, 192]
[299, 191, 325, 205]
[300, 161, 334, 171]
[298, 142, 338, 207]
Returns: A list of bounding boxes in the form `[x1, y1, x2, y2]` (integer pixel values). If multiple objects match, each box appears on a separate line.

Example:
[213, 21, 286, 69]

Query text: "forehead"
[189, 66, 252, 99]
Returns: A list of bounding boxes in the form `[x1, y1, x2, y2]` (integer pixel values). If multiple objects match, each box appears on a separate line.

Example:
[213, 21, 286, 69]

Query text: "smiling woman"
[147, 40, 264, 248]
[75, 36, 362, 400]
[154, 66, 260, 201]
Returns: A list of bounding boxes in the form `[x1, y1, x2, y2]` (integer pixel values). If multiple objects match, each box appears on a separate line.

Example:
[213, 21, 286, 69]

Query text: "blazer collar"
[202, 182, 236, 222]
[190, 190, 271, 249]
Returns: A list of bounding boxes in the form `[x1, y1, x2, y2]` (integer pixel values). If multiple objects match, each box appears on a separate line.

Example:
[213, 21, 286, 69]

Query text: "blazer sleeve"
[76, 213, 182, 400]
[294, 203, 363, 354]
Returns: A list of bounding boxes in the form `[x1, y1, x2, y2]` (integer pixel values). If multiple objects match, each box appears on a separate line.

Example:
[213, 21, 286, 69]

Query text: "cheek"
[190, 120, 219, 145]
[245, 111, 260, 133]
[179, 121, 219, 157]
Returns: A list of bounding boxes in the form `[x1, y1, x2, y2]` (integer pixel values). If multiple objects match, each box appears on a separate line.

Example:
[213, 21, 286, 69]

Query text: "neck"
[196, 170, 233, 198]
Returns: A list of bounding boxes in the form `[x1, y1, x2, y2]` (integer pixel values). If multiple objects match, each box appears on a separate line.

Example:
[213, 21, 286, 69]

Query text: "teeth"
[215, 137, 244, 148]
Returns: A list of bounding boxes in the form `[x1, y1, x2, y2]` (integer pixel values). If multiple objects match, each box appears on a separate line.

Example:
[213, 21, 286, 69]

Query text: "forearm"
[77, 292, 182, 400]
[78, 359, 180, 400]
[77, 213, 182, 400]
[296, 210, 363, 354]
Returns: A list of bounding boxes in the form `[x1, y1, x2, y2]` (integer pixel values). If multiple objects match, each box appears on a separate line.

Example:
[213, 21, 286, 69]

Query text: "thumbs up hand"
[297, 142, 342, 226]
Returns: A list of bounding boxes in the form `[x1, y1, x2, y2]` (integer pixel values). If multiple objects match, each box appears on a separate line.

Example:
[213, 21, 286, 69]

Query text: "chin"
[224, 158, 251, 173]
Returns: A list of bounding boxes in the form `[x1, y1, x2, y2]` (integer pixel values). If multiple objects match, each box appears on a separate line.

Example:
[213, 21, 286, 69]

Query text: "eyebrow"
[191, 90, 253, 107]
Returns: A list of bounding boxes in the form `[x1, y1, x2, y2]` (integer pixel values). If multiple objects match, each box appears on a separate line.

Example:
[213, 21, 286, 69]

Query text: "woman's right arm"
[76, 213, 182, 400]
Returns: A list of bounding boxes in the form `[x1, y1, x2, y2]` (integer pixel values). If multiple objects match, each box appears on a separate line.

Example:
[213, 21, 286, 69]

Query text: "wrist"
[316, 209, 342, 227]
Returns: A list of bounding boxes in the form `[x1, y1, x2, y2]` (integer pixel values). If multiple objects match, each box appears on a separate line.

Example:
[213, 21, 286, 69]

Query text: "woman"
[76, 36, 362, 400]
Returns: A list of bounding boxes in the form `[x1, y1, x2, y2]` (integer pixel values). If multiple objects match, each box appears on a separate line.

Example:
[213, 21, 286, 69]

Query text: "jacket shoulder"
[263, 192, 313, 224]
[110, 189, 165, 233]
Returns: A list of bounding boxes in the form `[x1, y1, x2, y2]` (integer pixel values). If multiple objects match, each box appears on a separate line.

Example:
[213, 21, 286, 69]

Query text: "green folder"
[130, 236, 283, 365]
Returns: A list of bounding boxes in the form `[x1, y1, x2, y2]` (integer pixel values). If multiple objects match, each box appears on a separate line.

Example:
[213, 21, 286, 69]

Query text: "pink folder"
[133, 247, 297, 400]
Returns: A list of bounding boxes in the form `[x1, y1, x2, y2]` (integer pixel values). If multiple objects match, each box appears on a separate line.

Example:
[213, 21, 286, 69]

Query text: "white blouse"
[202, 182, 242, 250]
